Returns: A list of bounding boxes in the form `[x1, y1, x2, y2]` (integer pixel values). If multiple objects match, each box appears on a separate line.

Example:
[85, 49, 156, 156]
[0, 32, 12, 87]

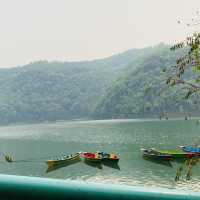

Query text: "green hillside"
[94, 45, 199, 119]
[0, 47, 151, 123]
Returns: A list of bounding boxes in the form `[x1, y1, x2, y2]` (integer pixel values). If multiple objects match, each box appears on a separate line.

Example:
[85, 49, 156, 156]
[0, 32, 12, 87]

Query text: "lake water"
[0, 119, 200, 191]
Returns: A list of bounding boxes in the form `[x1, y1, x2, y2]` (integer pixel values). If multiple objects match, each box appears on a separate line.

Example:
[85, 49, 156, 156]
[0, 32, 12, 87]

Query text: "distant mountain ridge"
[0, 46, 152, 123]
[0, 44, 196, 124]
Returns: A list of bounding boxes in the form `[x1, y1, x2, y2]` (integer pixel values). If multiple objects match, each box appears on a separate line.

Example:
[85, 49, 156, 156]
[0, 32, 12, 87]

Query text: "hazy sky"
[0, 0, 200, 67]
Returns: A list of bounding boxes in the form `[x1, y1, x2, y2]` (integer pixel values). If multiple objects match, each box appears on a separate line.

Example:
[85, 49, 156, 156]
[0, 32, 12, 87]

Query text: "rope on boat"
[3, 153, 73, 163]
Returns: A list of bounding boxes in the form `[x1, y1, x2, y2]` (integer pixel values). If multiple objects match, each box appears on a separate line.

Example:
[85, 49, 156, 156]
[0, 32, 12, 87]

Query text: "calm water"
[0, 119, 200, 191]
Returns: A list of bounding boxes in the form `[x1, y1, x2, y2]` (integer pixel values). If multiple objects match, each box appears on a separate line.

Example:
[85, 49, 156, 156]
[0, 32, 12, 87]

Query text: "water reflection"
[102, 160, 120, 170]
[143, 157, 173, 168]
[83, 160, 103, 169]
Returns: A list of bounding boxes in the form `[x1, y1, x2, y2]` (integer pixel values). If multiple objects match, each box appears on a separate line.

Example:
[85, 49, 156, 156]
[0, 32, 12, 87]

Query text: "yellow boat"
[46, 153, 80, 168]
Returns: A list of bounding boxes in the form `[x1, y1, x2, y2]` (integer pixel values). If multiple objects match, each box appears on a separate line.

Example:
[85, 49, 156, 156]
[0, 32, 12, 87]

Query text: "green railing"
[0, 174, 199, 199]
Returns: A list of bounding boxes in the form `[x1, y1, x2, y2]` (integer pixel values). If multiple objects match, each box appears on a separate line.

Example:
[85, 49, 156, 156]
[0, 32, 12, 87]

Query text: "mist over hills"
[0, 44, 197, 124]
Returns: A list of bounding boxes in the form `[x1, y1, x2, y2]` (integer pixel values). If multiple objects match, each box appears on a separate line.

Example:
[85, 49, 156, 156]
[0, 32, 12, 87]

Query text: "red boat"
[80, 152, 101, 162]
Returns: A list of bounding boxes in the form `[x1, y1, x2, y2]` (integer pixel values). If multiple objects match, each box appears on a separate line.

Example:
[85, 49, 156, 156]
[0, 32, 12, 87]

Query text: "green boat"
[156, 150, 197, 159]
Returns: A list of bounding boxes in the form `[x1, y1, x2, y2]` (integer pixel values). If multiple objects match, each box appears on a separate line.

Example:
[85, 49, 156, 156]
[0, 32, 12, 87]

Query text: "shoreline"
[1, 116, 200, 127]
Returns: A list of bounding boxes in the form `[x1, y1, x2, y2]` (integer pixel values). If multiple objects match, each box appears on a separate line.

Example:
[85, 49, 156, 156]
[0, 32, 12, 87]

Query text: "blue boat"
[180, 146, 200, 154]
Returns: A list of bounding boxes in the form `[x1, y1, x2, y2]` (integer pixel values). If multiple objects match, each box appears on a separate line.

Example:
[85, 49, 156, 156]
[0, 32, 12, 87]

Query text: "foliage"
[167, 32, 200, 99]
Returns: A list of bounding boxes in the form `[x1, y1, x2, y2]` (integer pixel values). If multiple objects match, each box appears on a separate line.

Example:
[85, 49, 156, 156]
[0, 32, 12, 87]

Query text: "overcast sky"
[0, 0, 200, 67]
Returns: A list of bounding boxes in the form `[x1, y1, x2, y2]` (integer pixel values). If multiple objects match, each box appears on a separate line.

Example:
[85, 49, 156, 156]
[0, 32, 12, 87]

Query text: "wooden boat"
[80, 152, 101, 162]
[46, 153, 80, 168]
[97, 152, 119, 162]
[141, 148, 172, 161]
[46, 158, 81, 173]
[155, 149, 197, 159]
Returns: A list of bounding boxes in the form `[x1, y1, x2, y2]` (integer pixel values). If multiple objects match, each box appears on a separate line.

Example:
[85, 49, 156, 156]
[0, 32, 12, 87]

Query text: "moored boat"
[97, 152, 119, 162]
[46, 153, 80, 168]
[141, 148, 198, 160]
[154, 149, 197, 159]
[141, 148, 172, 161]
[80, 152, 102, 162]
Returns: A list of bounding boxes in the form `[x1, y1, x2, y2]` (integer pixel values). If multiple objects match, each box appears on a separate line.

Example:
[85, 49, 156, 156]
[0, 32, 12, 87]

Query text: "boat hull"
[143, 152, 172, 161]
[155, 150, 197, 160]
[85, 158, 101, 162]
[141, 149, 172, 161]
[80, 153, 102, 162]
[46, 153, 80, 168]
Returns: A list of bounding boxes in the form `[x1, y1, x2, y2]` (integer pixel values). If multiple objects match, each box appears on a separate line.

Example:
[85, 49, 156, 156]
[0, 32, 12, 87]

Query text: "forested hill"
[0, 44, 197, 124]
[0, 46, 153, 123]
[94, 45, 199, 119]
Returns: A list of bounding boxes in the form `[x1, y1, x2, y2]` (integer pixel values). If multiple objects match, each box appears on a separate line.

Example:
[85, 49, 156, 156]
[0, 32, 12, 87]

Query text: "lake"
[0, 119, 200, 192]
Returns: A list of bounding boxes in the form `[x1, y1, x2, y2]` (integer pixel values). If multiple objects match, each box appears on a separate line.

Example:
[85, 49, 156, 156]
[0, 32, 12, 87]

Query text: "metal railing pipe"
[0, 174, 199, 200]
